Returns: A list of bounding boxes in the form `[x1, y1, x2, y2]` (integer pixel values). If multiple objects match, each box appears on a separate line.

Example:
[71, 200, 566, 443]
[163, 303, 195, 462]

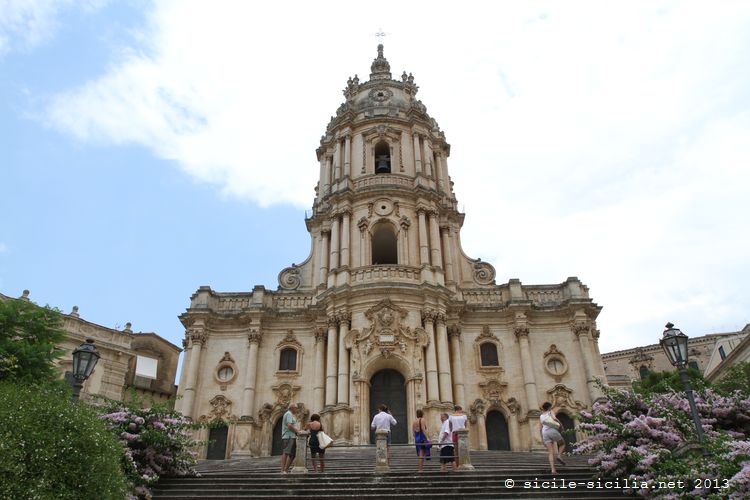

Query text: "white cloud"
[44, 0, 750, 351]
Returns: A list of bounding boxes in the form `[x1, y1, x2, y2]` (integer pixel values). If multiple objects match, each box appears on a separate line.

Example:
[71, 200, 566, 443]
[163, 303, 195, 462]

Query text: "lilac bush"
[95, 398, 200, 499]
[575, 385, 750, 499]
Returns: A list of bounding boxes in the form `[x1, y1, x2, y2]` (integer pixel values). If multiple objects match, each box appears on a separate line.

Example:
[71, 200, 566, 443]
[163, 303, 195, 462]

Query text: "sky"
[1, 1, 748, 375]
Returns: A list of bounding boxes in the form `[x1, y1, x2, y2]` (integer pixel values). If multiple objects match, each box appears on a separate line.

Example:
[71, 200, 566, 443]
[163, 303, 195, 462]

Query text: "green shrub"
[0, 381, 126, 500]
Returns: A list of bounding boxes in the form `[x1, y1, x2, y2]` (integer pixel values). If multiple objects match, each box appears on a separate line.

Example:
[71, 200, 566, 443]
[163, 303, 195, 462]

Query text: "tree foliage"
[0, 381, 127, 499]
[632, 367, 708, 396]
[713, 361, 750, 397]
[0, 298, 66, 382]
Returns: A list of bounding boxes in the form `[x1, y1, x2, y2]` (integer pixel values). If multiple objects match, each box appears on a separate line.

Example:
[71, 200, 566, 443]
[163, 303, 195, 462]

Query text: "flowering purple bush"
[575, 385, 750, 499]
[95, 398, 200, 499]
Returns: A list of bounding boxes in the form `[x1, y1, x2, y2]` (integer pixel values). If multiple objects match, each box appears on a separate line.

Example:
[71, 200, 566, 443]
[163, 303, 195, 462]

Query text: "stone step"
[152, 448, 625, 499]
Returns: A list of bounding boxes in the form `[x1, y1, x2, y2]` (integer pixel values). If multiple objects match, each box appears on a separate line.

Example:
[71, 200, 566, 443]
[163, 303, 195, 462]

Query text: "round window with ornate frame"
[214, 353, 238, 384]
[543, 344, 569, 378]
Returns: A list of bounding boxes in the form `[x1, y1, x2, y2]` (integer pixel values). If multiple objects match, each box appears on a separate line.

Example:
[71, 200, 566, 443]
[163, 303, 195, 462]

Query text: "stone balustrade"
[351, 265, 422, 285]
[353, 174, 413, 190]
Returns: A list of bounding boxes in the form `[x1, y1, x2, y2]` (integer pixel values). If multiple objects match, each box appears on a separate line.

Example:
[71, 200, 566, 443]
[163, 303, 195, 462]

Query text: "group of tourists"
[278, 400, 567, 475]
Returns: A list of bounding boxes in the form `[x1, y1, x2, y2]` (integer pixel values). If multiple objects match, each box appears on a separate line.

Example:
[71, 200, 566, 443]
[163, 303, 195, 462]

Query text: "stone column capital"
[340, 207, 352, 218]
[435, 312, 447, 325]
[421, 309, 437, 322]
[336, 311, 352, 327]
[513, 325, 530, 340]
[314, 327, 327, 343]
[448, 324, 462, 340]
[327, 315, 339, 327]
[247, 329, 262, 345]
[188, 327, 208, 346]
[571, 321, 590, 337]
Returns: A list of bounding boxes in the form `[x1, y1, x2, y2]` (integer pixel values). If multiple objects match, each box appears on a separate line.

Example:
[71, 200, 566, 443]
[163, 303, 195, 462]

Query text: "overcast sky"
[1, 1, 748, 365]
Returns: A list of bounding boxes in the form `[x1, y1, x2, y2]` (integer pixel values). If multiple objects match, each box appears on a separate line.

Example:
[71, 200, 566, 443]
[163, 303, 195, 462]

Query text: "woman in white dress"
[539, 401, 566, 474]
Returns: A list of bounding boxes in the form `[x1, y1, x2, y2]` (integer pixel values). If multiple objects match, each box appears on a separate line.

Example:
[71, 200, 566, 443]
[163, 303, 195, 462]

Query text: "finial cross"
[375, 29, 386, 41]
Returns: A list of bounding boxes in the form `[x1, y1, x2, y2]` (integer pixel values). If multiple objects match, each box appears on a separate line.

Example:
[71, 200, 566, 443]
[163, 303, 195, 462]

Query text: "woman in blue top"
[412, 409, 431, 472]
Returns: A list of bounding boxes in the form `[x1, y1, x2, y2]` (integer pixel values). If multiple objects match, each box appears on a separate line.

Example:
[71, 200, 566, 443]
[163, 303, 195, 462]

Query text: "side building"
[1, 290, 180, 405]
[175, 46, 607, 459]
[602, 326, 748, 388]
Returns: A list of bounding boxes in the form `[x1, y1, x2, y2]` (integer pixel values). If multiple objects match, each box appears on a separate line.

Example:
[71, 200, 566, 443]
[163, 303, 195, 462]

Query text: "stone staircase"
[153, 446, 632, 499]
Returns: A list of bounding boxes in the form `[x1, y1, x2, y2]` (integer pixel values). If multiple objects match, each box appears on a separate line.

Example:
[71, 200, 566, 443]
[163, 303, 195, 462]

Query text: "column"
[434, 154, 444, 192]
[290, 431, 309, 474]
[313, 328, 326, 411]
[441, 227, 455, 283]
[448, 325, 465, 407]
[413, 133, 422, 174]
[422, 311, 439, 403]
[181, 327, 206, 419]
[515, 326, 540, 411]
[318, 158, 326, 199]
[325, 316, 338, 407]
[435, 315, 454, 403]
[428, 211, 443, 268]
[344, 134, 351, 177]
[340, 210, 350, 268]
[318, 230, 329, 285]
[337, 313, 350, 405]
[326, 156, 333, 188]
[423, 139, 433, 177]
[575, 323, 602, 402]
[476, 411, 488, 450]
[399, 217, 411, 265]
[456, 428, 475, 471]
[333, 141, 341, 180]
[329, 215, 340, 271]
[240, 330, 261, 418]
[417, 209, 430, 265]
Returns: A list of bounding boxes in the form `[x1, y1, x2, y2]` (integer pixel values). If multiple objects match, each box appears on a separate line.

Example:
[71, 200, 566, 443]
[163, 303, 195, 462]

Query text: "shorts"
[542, 428, 564, 444]
[440, 446, 455, 464]
[282, 437, 296, 456]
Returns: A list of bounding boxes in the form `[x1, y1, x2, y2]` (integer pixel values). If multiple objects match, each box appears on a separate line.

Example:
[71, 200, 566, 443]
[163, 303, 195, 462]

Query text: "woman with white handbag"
[307, 413, 332, 473]
[539, 402, 566, 474]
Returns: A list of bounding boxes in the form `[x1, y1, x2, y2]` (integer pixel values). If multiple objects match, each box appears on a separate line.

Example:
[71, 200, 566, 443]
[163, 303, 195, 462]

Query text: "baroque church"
[175, 45, 607, 459]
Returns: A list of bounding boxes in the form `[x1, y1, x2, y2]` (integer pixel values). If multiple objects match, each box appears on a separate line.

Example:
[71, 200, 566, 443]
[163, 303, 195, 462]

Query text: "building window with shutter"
[279, 348, 298, 371]
[480, 342, 499, 367]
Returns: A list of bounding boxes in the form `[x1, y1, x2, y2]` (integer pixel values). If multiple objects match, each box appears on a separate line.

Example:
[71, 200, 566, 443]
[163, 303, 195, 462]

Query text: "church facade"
[175, 46, 606, 459]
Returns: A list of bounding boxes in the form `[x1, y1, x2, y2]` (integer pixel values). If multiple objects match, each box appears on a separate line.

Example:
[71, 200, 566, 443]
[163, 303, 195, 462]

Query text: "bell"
[375, 155, 390, 174]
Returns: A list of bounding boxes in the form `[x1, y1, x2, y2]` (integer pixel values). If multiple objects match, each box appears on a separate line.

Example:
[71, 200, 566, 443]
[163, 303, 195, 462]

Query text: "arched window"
[279, 348, 297, 371]
[480, 342, 499, 367]
[374, 141, 391, 174]
[639, 365, 649, 380]
[372, 224, 398, 264]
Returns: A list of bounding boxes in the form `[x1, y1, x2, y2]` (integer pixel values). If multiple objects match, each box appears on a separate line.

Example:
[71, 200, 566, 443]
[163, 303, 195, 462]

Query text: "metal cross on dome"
[375, 29, 387, 41]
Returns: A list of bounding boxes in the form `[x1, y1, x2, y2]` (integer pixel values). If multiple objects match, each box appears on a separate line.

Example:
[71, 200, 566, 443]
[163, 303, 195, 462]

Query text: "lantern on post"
[70, 338, 100, 401]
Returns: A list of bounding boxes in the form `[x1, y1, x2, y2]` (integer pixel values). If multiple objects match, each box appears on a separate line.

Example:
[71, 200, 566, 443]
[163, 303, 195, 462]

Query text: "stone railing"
[463, 289, 505, 306]
[351, 265, 422, 285]
[215, 295, 251, 311]
[273, 294, 315, 310]
[353, 174, 413, 190]
[525, 288, 563, 306]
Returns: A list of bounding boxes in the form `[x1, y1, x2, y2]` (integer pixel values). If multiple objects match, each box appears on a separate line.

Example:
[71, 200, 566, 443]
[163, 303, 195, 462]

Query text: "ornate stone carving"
[208, 395, 233, 421]
[278, 265, 301, 290]
[355, 299, 427, 364]
[506, 397, 522, 415]
[327, 315, 339, 327]
[472, 260, 496, 285]
[272, 382, 301, 407]
[399, 215, 411, 229]
[513, 325, 529, 339]
[277, 330, 302, 349]
[546, 384, 586, 411]
[335, 311, 352, 327]
[477, 325, 497, 341]
[421, 309, 437, 323]
[479, 379, 508, 405]
[221, 352, 234, 363]
[357, 216, 369, 232]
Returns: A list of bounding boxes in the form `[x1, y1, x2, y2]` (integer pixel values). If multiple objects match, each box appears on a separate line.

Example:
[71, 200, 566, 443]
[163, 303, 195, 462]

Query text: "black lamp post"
[71, 338, 100, 401]
[659, 323, 704, 445]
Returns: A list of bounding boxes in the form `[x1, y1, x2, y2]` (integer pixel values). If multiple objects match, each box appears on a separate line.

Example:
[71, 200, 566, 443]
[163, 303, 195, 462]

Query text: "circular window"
[545, 357, 568, 376]
[217, 366, 234, 381]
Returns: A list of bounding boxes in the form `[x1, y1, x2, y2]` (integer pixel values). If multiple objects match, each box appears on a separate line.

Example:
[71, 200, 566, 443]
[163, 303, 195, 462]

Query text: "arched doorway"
[369, 369, 407, 444]
[556, 413, 577, 449]
[485, 410, 510, 450]
[271, 418, 283, 456]
[206, 423, 228, 459]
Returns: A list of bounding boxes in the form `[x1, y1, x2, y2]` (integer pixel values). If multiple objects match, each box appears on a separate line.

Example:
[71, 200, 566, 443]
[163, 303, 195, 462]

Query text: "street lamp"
[659, 323, 704, 445]
[71, 338, 100, 401]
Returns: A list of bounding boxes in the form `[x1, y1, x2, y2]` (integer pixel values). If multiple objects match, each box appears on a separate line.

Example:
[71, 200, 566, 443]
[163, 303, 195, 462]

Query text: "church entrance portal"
[486, 410, 511, 451]
[369, 369, 408, 444]
[206, 424, 228, 459]
[557, 413, 577, 449]
[271, 418, 283, 456]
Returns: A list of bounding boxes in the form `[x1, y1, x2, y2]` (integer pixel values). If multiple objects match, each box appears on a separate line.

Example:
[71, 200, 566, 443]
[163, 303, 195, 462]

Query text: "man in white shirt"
[371, 404, 397, 463]
[438, 412, 454, 472]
